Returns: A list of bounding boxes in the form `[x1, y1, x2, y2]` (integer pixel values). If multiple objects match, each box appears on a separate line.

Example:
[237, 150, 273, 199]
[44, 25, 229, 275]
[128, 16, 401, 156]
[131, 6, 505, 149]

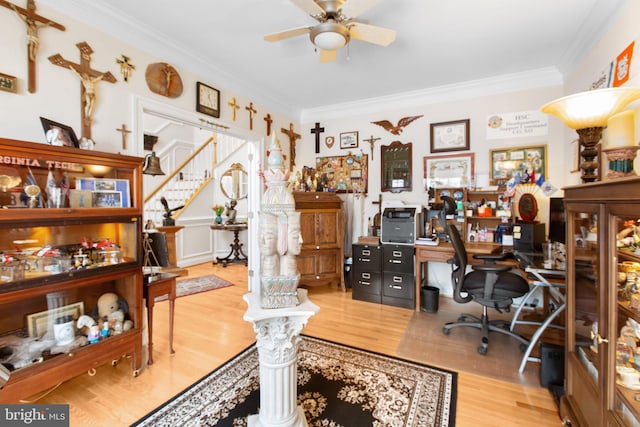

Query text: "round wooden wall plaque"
[145, 63, 183, 98]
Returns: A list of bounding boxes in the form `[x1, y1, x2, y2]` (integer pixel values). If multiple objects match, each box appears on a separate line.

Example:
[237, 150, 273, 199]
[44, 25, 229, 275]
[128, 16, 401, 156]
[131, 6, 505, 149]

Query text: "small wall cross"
[228, 97, 240, 121]
[363, 135, 381, 160]
[264, 113, 273, 136]
[245, 102, 257, 130]
[116, 124, 131, 150]
[310, 122, 325, 154]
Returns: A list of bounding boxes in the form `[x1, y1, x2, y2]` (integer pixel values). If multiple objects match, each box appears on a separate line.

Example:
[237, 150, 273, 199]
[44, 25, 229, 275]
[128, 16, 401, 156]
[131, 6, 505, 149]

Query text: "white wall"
[0, 3, 294, 158]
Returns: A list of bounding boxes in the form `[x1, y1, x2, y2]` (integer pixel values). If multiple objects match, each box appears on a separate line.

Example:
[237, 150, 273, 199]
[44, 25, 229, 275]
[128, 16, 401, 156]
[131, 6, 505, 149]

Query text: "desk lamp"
[541, 87, 640, 183]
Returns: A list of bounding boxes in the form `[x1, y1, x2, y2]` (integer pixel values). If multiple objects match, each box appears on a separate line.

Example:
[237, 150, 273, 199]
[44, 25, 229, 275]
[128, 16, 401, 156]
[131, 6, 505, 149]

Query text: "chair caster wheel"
[112, 360, 118, 366]
[442, 327, 450, 335]
[133, 369, 140, 377]
[477, 345, 488, 355]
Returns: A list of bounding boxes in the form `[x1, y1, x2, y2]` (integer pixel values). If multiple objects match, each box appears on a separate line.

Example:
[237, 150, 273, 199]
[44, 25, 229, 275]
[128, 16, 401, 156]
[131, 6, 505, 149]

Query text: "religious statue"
[259, 133, 300, 308]
[68, 65, 103, 121]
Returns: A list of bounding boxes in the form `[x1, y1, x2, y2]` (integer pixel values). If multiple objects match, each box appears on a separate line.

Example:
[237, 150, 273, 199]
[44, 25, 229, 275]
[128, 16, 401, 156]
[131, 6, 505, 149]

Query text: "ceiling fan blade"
[349, 22, 396, 46]
[339, 0, 381, 19]
[319, 49, 337, 63]
[264, 26, 312, 42]
[291, 0, 326, 17]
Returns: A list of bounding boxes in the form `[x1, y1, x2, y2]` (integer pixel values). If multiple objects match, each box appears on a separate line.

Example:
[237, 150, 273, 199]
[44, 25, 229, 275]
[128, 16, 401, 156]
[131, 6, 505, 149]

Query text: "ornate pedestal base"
[243, 289, 319, 427]
[603, 146, 640, 179]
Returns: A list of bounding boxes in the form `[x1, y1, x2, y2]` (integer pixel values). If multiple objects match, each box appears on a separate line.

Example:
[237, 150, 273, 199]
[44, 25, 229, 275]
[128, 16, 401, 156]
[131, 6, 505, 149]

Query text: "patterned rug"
[155, 275, 233, 301]
[132, 335, 457, 427]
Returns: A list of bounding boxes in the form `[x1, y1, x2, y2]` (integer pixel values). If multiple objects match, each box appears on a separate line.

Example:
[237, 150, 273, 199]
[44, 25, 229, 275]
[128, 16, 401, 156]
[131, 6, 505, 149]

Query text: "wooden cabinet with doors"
[561, 177, 640, 426]
[293, 192, 344, 290]
[0, 138, 144, 403]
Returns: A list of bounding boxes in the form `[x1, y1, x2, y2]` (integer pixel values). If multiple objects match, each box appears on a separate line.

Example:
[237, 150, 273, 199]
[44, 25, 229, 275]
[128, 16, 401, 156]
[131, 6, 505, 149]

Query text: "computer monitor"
[548, 197, 565, 244]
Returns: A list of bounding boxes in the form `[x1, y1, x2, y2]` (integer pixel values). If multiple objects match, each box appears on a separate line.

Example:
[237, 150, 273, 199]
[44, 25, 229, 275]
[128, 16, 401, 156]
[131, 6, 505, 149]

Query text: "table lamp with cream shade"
[541, 87, 640, 183]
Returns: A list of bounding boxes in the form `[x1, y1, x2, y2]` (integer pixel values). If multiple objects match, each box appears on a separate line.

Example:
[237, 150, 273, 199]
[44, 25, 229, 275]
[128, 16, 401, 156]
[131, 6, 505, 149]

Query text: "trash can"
[420, 286, 439, 313]
[344, 257, 353, 289]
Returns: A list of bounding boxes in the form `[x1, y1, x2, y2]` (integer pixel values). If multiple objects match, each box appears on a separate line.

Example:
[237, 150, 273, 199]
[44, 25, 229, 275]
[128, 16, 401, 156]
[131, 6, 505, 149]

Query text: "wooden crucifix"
[49, 41, 116, 139]
[363, 135, 381, 160]
[281, 122, 301, 170]
[0, 0, 65, 93]
[310, 122, 324, 154]
[245, 102, 257, 130]
[116, 124, 131, 150]
[264, 113, 273, 136]
[228, 97, 240, 121]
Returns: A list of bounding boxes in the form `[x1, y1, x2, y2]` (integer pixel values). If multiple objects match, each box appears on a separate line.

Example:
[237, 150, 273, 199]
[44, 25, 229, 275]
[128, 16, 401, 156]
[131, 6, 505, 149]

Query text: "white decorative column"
[243, 289, 319, 427]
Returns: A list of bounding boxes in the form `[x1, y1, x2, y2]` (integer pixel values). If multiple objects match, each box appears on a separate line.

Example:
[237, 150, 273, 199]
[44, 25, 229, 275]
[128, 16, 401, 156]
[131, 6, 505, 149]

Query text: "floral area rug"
[132, 335, 457, 427]
[154, 275, 233, 301]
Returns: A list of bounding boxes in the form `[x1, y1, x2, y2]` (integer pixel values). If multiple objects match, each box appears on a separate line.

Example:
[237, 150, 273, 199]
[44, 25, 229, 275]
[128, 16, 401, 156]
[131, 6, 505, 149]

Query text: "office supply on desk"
[442, 224, 530, 355]
[416, 236, 439, 246]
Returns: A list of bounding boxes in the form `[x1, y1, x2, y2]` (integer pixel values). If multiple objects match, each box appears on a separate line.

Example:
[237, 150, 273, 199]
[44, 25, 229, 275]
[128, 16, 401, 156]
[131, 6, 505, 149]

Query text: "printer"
[380, 202, 424, 245]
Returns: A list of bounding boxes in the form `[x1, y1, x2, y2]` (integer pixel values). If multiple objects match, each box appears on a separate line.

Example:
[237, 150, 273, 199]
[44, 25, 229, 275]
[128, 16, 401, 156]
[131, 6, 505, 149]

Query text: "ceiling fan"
[264, 0, 396, 63]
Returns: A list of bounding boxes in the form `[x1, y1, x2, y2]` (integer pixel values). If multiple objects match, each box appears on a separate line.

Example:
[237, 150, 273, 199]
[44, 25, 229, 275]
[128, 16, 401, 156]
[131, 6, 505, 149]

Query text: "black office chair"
[442, 224, 530, 355]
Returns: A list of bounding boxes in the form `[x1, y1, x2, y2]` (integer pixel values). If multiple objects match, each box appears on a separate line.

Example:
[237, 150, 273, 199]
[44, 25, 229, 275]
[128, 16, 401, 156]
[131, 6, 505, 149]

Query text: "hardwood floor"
[30, 263, 561, 426]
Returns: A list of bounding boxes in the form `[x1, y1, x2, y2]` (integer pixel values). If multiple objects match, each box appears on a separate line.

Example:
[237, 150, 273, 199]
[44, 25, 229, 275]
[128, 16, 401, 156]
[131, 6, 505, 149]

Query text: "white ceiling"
[42, 0, 628, 118]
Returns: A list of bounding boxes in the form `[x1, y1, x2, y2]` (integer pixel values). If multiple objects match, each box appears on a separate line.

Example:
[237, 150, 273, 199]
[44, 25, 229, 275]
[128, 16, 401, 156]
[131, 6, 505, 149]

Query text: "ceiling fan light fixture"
[310, 21, 349, 50]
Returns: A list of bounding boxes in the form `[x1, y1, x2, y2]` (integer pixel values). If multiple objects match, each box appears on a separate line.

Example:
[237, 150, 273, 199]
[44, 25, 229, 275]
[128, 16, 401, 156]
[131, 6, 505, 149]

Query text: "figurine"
[225, 200, 237, 224]
[160, 196, 184, 226]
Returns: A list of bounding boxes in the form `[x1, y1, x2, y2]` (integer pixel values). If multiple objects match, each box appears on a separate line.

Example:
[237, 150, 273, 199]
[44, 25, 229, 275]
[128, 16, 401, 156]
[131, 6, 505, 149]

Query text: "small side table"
[210, 223, 248, 267]
[144, 272, 178, 365]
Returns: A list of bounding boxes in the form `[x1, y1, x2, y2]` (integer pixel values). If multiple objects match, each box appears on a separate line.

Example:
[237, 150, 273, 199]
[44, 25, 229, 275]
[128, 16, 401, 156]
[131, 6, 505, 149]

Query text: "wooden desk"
[144, 272, 178, 365]
[413, 242, 502, 312]
[210, 223, 248, 267]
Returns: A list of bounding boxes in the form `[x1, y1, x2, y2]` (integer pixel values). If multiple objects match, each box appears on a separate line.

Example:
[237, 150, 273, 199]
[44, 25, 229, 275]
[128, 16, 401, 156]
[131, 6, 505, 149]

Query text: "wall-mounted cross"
[48, 41, 116, 139]
[228, 97, 240, 121]
[116, 124, 131, 150]
[264, 113, 273, 136]
[281, 122, 301, 170]
[0, 0, 65, 93]
[310, 122, 325, 154]
[363, 135, 381, 160]
[245, 102, 257, 130]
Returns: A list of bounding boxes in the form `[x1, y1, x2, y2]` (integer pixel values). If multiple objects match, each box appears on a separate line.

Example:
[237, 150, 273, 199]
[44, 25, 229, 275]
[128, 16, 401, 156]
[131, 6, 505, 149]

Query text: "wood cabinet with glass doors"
[562, 176, 640, 426]
[0, 138, 144, 403]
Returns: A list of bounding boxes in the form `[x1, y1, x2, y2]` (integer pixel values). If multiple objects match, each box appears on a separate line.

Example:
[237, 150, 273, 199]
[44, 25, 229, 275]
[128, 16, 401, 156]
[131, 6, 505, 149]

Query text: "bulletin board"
[315, 153, 368, 193]
[489, 144, 547, 186]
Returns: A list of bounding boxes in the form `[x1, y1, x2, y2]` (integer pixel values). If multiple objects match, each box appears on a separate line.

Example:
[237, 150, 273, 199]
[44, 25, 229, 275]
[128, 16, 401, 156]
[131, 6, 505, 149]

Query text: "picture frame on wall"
[423, 152, 475, 190]
[39, 117, 79, 148]
[0, 72, 17, 93]
[430, 119, 470, 153]
[340, 131, 358, 149]
[196, 81, 220, 118]
[489, 144, 547, 186]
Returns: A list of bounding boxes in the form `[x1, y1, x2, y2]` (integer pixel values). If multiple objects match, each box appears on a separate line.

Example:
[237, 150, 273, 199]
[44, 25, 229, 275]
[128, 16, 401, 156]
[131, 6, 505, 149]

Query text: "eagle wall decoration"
[371, 115, 424, 135]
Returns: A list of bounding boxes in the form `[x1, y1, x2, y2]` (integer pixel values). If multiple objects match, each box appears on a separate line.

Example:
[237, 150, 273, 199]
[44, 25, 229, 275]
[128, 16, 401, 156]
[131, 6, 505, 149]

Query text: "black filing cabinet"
[352, 244, 382, 303]
[382, 244, 415, 309]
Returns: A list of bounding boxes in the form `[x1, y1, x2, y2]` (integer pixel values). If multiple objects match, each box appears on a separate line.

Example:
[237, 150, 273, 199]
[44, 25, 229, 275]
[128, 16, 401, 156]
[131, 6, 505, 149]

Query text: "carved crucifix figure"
[49, 42, 116, 139]
[0, 0, 65, 93]
[281, 123, 301, 170]
[245, 102, 257, 130]
[116, 124, 131, 150]
[310, 122, 325, 154]
[228, 97, 240, 121]
[363, 135, 381, 160]
[264, 113, 273, 136]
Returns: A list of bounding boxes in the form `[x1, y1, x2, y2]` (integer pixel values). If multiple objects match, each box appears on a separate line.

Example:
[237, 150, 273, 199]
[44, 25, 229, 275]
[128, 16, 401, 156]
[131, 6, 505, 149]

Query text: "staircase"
[144, 133, 246, 226]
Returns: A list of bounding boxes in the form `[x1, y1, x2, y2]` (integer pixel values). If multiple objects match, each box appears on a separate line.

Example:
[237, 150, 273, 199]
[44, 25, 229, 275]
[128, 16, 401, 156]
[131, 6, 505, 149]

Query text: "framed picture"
[91, 191, 123, 208]
[489, 144, 547, 186]
[39, 117, 79, 148]
[76, 178, 130, 207]
[196, 82, 220, 118]
[430, 119, 470, 153]
[315, 153, 368, 193]
[423, 153, 475, 190]
[340, 131, 358, 149]
[0, 72, 17, 93]
[27, 302, 84, 338]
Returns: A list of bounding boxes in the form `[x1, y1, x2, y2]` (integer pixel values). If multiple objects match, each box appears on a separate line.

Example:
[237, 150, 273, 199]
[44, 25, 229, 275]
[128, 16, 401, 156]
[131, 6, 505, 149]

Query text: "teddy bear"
[96, 292, 133, 337]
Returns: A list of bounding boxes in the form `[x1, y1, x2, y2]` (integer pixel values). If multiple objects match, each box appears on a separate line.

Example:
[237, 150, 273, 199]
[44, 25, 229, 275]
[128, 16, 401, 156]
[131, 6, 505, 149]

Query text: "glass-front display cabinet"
[563, 176, 640, 426]
[0, 138, 144, 403]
